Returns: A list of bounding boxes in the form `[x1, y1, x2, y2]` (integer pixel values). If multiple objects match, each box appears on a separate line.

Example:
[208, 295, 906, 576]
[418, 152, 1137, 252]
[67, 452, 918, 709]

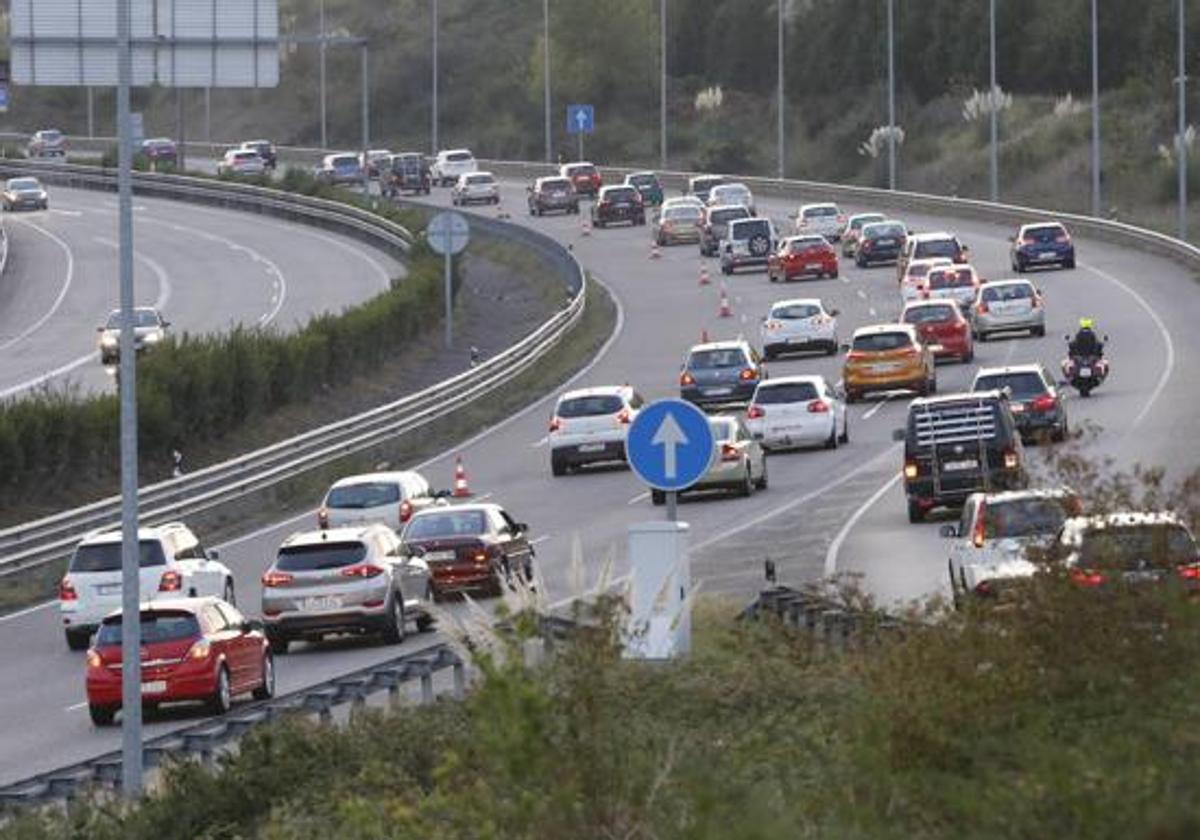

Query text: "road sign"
[566, 104, 595, 135]
[0, 85, 8, 114]
[427, 211, 470, 256]
[627, 400, 715, 492]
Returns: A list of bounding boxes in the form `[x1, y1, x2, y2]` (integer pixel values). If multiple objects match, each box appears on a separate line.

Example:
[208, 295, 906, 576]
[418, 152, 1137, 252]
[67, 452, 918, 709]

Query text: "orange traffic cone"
[699, 266, 711, 286]
[452, 455, 472, 498]
[718, 283, 733, 318]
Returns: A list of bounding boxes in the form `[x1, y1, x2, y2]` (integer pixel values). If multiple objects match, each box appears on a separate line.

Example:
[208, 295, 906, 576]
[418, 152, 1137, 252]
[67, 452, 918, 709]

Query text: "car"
[591, 185, 645, 227]
[841, 324, 937, 403]
[96, 306, 170, 365]
[969, 278, 1046, 340]
[898, 390, 1028, 523]
[400, 504, 534, 598]
[746, 375, 848, 451]
[432, 149, 478, 186]
[526, 176, 578, 215]
[1, 177, 48, 211]
[760, 297, 839, 359]
[1011, 221, 1075, 271]
[217, 147, 266, 177]
[548, 385, 645, 476]
[680, 339, 765, 409]
[318, 470, 442, 531]
[28, 129, 67, 158]
[260, 523, 435, 653]
[942, 488, 1082, 607]
[856, 220, 909, 267]
[85, 597, 273, 726]
[686, 174, 727, 204]
[316, 152, 364, 184]
[898, 231, 970, 279]
[1054, 512, 1200, 589]
[360, 149, 393, 178]
[452, 171, 500, 205]
[767, 235, 838, 282]
[923, 264, 983, 310]
[971, 363, 1068, 442]
[654, 203, 704, 245]
[794, 203, 845, 241]
[899, 257, 954, 302]
[382, 152, 432, 197]
[663, 195, 707, 214]
[720, 217, 778, 274]
[240, 139, 277, 170]
[140, 137, 178, 166]
[699, 204, 752, 256]
[707, 182, 755, 215]
[624, 171, 664, 206]
[841, 212, 887, 256]
[900, 300, 974, 363]
[651, 415, 767, 504]
[560, 161, 602, 196]
[59, 522, 235, 651]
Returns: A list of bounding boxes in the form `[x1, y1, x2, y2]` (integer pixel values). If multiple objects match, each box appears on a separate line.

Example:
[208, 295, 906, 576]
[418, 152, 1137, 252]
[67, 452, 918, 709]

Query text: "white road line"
[856, 289, 867, 300]
[530, 436, 548, 449]
[0, 599, 55, 623]
[530, 535, 553, 546]
[861, 395, 892, 420]
[93, 237, 174, 311]
[627, 491, 650, 506]
[824, 471, 902, 577]
[0, 219, 75, 353]
[48, 209, 83, 218]
[868, 307, 877, 317]
[64, 701, 87, 712]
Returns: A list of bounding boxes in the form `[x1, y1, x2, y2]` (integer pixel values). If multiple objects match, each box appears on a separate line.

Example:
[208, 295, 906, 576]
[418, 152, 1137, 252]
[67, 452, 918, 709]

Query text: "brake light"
[972, 501, 987, 548]
[680, 371, 696, 386]
[549, 416, 562, 433]
[807, 400, 830, 414]
[721, 442, 741, 462]
[973, 580, 994, 597]
[738, 368, 759, 382]
[1030, 394, 1057, 413]
[903, 461, 918, 479]
[86, 650, 103, 669]
[158, 570, 183, 593]
[976, 301, 989, 315]
[764, 319, 782, 331]
[399, 499, 414, 523]
[471, 549, 491, 564]
[1055, 234, 1071, 244]
[747, 404, 765, 420]
[261, 570, 294, 588]
[862, 239, 874, 250]
[1022, 236, 1037, 246]
[616, 408, 632, 424]
[317, 507, 329, 529]
[1177, 564, 1200, 580]
[1003, 449, 1019, 470]
[1070, 568, 1106, 587]
[187, 639, 213, 660]
[340, 563, 385, 579]
[58, 576, 78, 602]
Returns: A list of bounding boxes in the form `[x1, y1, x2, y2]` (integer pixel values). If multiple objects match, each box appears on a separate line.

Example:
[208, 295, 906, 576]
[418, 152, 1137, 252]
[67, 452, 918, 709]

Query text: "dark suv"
[382, 152, 431, 197]
[591, 185, 645, 228]
[897, 391, 1028, 523]
[528, 176, 580, 215]
[700, 205, 753, 256]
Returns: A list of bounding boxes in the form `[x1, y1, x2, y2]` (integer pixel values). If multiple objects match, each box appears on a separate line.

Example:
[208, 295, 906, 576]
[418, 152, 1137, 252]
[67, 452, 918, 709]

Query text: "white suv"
[548, 385, 644, 476]
[795, 203, 845, 240]
[58, 522, 235, 651]
[318, 470, 444, 531]
[451, 171, 500, 205]
[431, 148, 478, 186]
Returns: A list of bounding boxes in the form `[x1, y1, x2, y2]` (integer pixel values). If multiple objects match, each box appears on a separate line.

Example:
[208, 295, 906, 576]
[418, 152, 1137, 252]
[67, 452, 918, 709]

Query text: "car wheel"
[1033, 325, 1046, 337]
[763, 346, 777, 361]
[907, 501, 925, 524]
[830, 268, 839, 279]
[1064, 257, 1076, 269]
[267, 631, 290, 655]
[416, 611, 436, 633]
[207, 666, 233, 715]
[754, 458, 769, 490]
[977, 331, 988, 343]
[89, 704, 117, 726]
[845, 390, 859, 405]
[739, 466, 754, 497]
[551, 452, 568, 477]
[948, 559, 963, 611]
[1014, 258, 1025, 273]
[963, 348, 974, 364]
[651, 489, 666, 506]
[824, 423, 838, 450]
[65, 627, 91, 651]
[252, 653, 275, 700]
[222, 578, 236, 606]
[839, 415, 850, 444]
[928, 374, 938, 395]
[856, 256, 867, 268]
[381, 594, 407, 644]
[721, 264, 732, 275]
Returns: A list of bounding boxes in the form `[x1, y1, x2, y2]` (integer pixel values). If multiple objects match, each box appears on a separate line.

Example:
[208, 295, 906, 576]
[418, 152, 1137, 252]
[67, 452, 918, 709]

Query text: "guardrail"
[0, 163, 587, 578]
[0, 643, 463, 805]
[742, 585, 907, 653]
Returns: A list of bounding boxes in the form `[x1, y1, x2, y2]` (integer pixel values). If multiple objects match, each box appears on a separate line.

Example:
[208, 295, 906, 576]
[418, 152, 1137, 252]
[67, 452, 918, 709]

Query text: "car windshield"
[864, 223, 905, 239]
[605, 188, 637, 201]
[39, 130, 62, 141]
[906, 261, 946, 279]
[326, 481, 401, 509]
[404, 511, 488, 539]
[466, 174, 494, 184]
[852, 332, 912, 352]
[689, 348, 747, 369]
[69, 540, 167, 573]
[771, 303, 821, 320]
[974, 372, 1047, 399]
[1077, 524, 1197, 570]
[915, 239, 958, 258]
[447, 152, 473, 162]
[982, 283, 1034, 302]
[804, 206, 838, 218]
[276, 541, 368, 572]
[558, 395, 623, 417]
[332, 156, 358, 167]
[732, 220, 770, 239]
[903, 305, 957, 324]
[8, 179, 40, 190]
[928, 268, 975, 289]
[713, 185, 749, 199]
[755, 381, 819, 404]
[96, 611, 201, 648]
[983, 498, 1073, 539]
[709, 207, 750, 224]
[663, 207, 702, 221]
[540, 178, 571, 191]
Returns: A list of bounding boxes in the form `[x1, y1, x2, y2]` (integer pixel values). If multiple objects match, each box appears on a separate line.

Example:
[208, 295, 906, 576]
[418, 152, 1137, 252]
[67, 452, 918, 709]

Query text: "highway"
[1, 171, 1197, 787]
[0, 185, 402, 399]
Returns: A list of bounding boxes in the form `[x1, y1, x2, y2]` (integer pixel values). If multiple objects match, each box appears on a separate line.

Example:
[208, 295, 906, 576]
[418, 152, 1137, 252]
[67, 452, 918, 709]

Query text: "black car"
[856, 220, 907, 267]
[528, 176, 580, 215]
[700, 205, 753, 256]
[687, 174, 726, 204]
[241, 139, 277, 170]
[591, 186, 645, 228]
[971, 364, 1068, 443]
[382, 152, 431, 197]
[897, 391, 1028, 523]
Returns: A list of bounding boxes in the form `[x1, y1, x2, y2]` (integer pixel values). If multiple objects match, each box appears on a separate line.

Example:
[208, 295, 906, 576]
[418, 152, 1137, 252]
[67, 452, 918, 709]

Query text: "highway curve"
[0, 174, 1196, 787]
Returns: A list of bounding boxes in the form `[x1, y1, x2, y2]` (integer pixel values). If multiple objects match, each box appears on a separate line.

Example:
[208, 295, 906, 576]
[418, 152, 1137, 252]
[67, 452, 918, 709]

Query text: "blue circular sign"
[626, 399, 716, 491]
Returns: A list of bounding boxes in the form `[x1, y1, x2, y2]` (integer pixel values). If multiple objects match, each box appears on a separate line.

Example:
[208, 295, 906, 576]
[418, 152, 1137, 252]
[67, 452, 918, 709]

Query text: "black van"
[896, 390, 1028, 523]
[382, 152, 431, 198]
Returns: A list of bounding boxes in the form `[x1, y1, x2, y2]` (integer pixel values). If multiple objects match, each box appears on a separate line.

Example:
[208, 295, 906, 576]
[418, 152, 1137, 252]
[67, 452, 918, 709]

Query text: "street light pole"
[431, 0, 439, 154]
[989, 0, 998, 202]
[319, 0, 327, 149]
[1178, 0, 1188, 241]
[361, 45, 370, 198]
[543, 0, 551, 163]
[777, 0, 785, 179]
[887, 0, 896, 190]
[660, 0, 667, 169]
[1090, 0, 1101, 217]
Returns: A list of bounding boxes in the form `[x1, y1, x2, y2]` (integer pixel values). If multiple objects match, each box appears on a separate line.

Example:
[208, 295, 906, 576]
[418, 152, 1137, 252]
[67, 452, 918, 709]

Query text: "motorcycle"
[1061, 336, 1109, 397]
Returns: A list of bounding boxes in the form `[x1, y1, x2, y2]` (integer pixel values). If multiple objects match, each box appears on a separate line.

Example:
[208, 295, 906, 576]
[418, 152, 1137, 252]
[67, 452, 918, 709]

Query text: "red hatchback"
[560, 162, 602, 196]
[900, 300, 974, 363]
[85, 597, 273, 726]
[768, 235, 839, 282]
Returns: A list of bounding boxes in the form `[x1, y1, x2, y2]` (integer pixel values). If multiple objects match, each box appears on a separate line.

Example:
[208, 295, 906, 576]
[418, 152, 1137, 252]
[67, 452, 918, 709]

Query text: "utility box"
[624, 521, 691, 660]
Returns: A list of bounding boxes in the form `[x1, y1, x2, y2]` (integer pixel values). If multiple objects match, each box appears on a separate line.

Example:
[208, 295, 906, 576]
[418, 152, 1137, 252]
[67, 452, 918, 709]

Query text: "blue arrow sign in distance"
[566, 104, 594, 135]
[626, 399, 715, 492]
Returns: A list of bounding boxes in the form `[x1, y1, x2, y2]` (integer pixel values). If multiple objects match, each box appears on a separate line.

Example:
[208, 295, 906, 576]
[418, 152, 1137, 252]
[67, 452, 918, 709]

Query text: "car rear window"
[755, 382, 819, 404]
[96, 611, 201, 647]
[466, 174, 494, 184]
[850, 215, 885, 229]
[771, 303, 821, 320]
[903, 305, 957, 324]
[558, 395, 624, 417]
[233, 151, 258, 161]
[540, 178, 571, 191]
[983, 498, 1072, 539]
[928, 268, 976, 289]
[709, 207, 750, 224]
[864, 223, 905, 239]
[629, 174, 656, 186]
[1024, 225, 1065, 240]
[664, 206, 702, 221]
[852, 332, 912, 352]
[732, 219, 771, 239]
[276, 541, 368, 571]
[326, 481, 402, 509]
[914, 238, 958, 258]
[974, 372, 1046, 399]
[803, 206, 838, 218]
[605, 187, 637, 201]
[1078, 525, 1197, 570]
[689, 348, 748, 369]
[982, 283, 1034, 302]
[40, 130, 63, 141]
[69, 540, 167, 573]
[447, 152, 473, 162]
[708, 419, 737, 441]
[404, 510, 487, 539]
[788, 238, 826, 253]
[332, 156, 358, 167]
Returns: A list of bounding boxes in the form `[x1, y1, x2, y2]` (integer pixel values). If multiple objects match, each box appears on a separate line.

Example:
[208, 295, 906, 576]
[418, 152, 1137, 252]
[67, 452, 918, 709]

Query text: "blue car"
[1010, 222, 1075, 272]
[318, 152, 364, 185]
[679, 339, 765, 410]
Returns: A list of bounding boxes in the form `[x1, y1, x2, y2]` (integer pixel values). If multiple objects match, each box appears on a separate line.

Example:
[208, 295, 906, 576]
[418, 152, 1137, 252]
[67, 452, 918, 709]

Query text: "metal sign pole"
[319, 0, 327, 149]
[887, 0, 896, 190]
[1090, 0, 1101, 217]
[431, 0, 439, 154]
[660, 0, 667, 169]
[1179, 0, 1188, 241]
[543, 0, 551, 163]
[666, 491, 677, 523]
[777, 0, 784, 179]
[444, 248, 453, 349]
[989, 0, 998, 203]
[361, 44, 370, 198]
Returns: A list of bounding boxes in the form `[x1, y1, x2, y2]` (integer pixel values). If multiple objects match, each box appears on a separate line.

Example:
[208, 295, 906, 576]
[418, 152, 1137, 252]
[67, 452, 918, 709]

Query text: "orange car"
[841, 324, 937, 403]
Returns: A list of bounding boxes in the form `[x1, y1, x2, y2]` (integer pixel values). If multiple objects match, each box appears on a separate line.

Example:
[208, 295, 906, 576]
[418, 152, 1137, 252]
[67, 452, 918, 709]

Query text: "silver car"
[259, 523, 434, 653]
[760, 297, 839, 359]
[970, 279, 1045, 340]
[650, 415, 767, 504]
[97, 307, 169, 365]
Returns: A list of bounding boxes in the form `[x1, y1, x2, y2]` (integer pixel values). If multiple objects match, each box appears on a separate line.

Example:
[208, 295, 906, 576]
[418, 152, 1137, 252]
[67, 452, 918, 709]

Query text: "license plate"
[1078, 367, 1092, 378]
[302, 596, 343, 612]
[552, 191, 566, 197]
[141, 681, 167, 695]
[425, 550, 456, 562]
[1039, 251, 1058, 260]
[943, 459, 978, 472]
[96, 583, 122, 595]
[806, 262, 823, 270]
[578, 443, 606, 453]
[1010, 404, 1026, 413]
[704, 387, 733, 396]
[870, 363, 900, 373]
[878, 238, 895, 246]
[786, 336, 812, 344]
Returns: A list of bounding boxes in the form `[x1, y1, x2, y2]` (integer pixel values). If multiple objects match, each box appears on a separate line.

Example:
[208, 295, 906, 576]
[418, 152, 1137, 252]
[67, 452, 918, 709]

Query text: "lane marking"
[530, 436, 548, 449]
[824, 471, 902, 577]
[48, 209, 83, 218]
[861, 395, 893, 420]
[856, 289, 867, 300]
[0, 219, 75, 353]
[530, 535, 553, 546]
[64, 701, 87, 712]
[627, 491, 650, 506]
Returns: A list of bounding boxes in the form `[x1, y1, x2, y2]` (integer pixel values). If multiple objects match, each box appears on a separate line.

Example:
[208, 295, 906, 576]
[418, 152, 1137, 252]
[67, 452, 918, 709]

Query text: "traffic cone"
[649, 242, 662, 260]
[452, 455, 472, 498]
[698, 266, 711, 286]
[718, 283, 733, 318]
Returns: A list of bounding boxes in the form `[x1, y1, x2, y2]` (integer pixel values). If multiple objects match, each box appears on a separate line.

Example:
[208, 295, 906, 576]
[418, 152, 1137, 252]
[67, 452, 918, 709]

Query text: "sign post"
[426, 211, 470, 350]
[566, 103, 594, 161]
[626, 399, 714, 520]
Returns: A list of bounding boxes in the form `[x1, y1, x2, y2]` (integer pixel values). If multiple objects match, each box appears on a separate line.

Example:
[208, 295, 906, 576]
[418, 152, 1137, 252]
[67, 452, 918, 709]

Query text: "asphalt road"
[0, 186, 402, 399]
[1, 173, 1196, 787]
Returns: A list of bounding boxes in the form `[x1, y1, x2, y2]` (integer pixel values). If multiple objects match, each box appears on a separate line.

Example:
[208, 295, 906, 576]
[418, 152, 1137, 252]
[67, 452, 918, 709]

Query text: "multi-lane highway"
[1, 170, 1196, 787]
[0, 185, 402, 398]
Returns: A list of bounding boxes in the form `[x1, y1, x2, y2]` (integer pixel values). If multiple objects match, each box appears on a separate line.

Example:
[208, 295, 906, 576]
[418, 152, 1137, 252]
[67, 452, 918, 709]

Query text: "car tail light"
[721, 442, 741, 462]
[58, 576, 78, 602]
[471, 549, 492, 564]
[86, 650, 103, 669]
[616, 408, 632, 424]
[1055, 234, 1070, 244]
[680, 371, 696, 386]
[158, 570, 184, 593]
[1030, 394, 1057, 413]
[807, 400, 830, 414]
[317, 507, 329, 529]
[341, 563, 385, 579]
[1022, 236, 1037, 246]
[973, 502, 988, 548]
[549, 416, 563, 433]
[261, 570, 294, 588]
[903, 461, 919, 479]
[1177, 563, 1200, 581]
[738, 368, 759, 382]
[862, 239, 874, 251]
[764, 319, 782, 331]
[747, 404, 765, 420]
[363, 598, 385, 608]
[1003, 449, 1019, 470]
[837, 214, 846, 224]
[1070, 568, 1106, 587]
[187, 639, 213, 660]
[976, 301, 989, 314]
[399, 499, 414, 523]
[973, 580, 995, 597]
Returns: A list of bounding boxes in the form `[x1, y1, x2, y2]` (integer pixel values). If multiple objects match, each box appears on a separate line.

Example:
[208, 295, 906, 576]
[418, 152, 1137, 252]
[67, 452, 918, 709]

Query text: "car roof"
[769, 297, 824, 309]
[563, 160, 594, 167]
[600, 184, 634, 193]
[626, 170, 656, 178]
[690, 174, 725, 183]
[755, 374, 827, 388]
[729, 216, 768, 227]
[408, 502, 502, 518]
[439, 148, 473, 156]
[535, 175, 570, 184]
[782, 234, 827, 245]
[849, 212, 885, 220]
[328, 471, 425, 489]
[689, 339, 750, 353]
[800, 202, 839, 210]
[852, 323, 916, 338]
[973, 363, 1047, 378]
[910, 231, 957, 242]
[982, 278, 1035, 288]
[967, 487, 1077, 506]
[79, 521, 191, 545]
[1019, 220, 1066, 231]
[281, 524, 393, 548]
[101, 596, 218, 622]
[465, 170, 495, 178]
[558, 385, 633, 401]
[902, 299, 959, 312]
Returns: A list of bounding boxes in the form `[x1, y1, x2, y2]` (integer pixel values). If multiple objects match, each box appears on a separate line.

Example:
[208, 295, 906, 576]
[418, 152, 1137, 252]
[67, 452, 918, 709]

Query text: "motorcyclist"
[1068, 317, 1104, 358]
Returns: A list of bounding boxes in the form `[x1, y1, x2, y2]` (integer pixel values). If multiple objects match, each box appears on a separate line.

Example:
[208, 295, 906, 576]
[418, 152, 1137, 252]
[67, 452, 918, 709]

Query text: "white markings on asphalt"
[530, 436, 548, 448]
[0, 599, 54, 623]
[841, 275, 850, 284]
[0, 219, 75, 354]
[868, 307, 877, 317]
[48, 209, 83, 217]
[856, 289, 867, 300]
[94, 236, 174, 312]
[529, 535, 553, 547]
[824, 470, 902, 577]
[64, 701, 87, 712]
[861, 395, 892, 420]
[627, 491, 650, 506]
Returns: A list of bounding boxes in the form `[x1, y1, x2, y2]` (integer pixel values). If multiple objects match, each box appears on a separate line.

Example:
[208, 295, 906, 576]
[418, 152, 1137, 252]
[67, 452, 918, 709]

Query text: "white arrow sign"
[651, 412, 689, 480]
[575, 110, 588, 130]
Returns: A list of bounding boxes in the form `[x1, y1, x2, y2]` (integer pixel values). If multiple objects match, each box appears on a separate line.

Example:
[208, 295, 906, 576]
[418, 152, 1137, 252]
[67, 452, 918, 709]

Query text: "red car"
[85, 597, 273, 726]
[767, 235, 839, 282]
[399, 503, 534, 598]
[900, 300, 974, 363]
[560, 162, 602, 196]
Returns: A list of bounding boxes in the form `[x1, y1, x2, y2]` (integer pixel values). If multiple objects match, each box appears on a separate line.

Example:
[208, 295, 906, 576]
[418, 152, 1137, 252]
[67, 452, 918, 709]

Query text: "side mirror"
[514, 522, 529, 535]
[891, 428, 906, 442]
[839, 342, 851, 353]
[829, 308, 840, 317]
[406, 544, 426, 559]
[162, 320, 171, 328]
[939, 524, 959, 538]
[1103, 334, 1109, 342]
[907, 229, 914, 236]
[208, 549, 220, 561]
[96, 326, 104, 332]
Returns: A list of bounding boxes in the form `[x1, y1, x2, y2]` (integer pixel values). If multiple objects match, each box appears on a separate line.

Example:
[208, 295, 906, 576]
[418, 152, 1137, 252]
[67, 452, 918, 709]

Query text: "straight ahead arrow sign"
[651, 413, 689, 480]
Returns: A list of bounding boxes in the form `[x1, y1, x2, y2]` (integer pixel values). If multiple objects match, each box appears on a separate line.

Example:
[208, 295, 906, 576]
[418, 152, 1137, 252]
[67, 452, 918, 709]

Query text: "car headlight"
[144, 331, 162, 344]
[100, 334, 118, 348]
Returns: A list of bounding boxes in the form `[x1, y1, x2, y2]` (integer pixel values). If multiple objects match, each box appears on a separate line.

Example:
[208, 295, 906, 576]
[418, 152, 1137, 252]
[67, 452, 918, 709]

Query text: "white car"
[706, 182, 755, 215]
[794, 203, 845, 240]
[760, 297, 839, 359]
[900, 257, 954, 303]
[650, 415, 767, 504]
[747, 375, 848, 451]
[924, 263, 982, 309]
[431, 148, 478, 186]
[360, 148, 393, 177]
[318, 471, 443, 531]
[217, 147, 266, 176]
[58, 522, 235, 651]
[720, 216, 779, 274]
[548, 385, 644, 476]
[451, 171, 500, 205]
